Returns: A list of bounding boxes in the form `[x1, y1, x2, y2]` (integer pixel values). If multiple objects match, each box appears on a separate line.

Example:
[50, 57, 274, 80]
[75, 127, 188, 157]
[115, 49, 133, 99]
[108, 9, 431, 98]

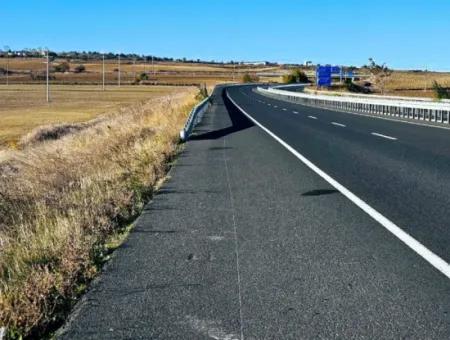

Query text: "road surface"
[59, 85, 450, 339]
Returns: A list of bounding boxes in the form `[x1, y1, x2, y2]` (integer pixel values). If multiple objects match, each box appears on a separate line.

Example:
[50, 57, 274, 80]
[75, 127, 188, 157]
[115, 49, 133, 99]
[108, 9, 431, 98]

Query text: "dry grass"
[383, 71, 450, 98]
[0, 85, 184, 148]
[0, 87, 197, 338]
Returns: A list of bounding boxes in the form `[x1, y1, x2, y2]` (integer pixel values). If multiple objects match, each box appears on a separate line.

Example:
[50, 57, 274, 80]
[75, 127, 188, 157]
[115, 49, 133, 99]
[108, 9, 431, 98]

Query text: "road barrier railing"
[302, 87, 450, 104]
[257, 86, 450, 124]
[179, 96, 211, 141]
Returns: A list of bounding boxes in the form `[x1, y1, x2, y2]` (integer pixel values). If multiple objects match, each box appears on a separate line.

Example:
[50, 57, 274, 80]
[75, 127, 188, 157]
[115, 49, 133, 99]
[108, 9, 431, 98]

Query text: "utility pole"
[102, 53, 105, 91]
[118, 54, 121, 87]
[152, 55, 155, 76]
[4, 45, 10, 85]
[6, 52, 9, 86]
[45, 49, 50, 102]
[152, 55, 156, 85]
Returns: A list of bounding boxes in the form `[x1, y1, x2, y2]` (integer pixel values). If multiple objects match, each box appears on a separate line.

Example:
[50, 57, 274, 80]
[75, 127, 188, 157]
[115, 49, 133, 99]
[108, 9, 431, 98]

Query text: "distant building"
[241, 61, 269, 66]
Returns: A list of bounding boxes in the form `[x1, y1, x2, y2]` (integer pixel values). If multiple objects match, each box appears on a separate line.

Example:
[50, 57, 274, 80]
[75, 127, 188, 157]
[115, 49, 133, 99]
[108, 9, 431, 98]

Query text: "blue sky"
[2, 0, 449, 70]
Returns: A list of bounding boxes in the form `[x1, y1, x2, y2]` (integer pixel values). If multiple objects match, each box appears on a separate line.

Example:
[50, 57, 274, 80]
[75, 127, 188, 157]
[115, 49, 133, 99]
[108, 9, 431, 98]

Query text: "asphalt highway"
[230, 85, 450, 265]
[59, 85, 450, 339]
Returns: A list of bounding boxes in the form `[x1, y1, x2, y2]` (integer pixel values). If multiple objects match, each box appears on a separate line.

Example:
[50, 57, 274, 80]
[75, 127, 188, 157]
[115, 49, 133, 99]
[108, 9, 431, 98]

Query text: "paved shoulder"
[59, 86, 244, 339]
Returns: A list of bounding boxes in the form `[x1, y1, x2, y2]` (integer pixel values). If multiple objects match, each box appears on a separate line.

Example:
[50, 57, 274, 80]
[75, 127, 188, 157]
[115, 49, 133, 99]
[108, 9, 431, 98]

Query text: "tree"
[54, 62, 70, 73]
[135, 72, 149, 83]
[432, 81, 450, 100]
[282, 68, 309, 84]
[367, 58, 392, 95]
[242, 73, 259, 83]
[74, 64, 86, 73]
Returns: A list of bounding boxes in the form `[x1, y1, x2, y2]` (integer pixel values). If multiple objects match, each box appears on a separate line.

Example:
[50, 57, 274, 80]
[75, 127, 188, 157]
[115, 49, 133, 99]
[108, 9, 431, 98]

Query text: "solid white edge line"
[371, 132, 398, 140]
[308, 115, 318, 120]
[331, 122, 346, 127]
[226, 89, 450, 280]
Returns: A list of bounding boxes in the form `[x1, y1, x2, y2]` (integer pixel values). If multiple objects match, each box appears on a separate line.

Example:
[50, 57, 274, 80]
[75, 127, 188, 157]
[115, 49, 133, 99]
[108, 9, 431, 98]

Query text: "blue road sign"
[331, 66, 341, 74]
[316, 65, 332, 87]
[317, 65, 331, 74]
[317, 77, 332, 86]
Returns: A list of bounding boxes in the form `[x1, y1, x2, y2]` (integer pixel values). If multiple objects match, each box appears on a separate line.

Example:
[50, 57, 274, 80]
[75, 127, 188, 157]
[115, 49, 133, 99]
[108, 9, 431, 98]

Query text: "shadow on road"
[190, 89, 254, 140]
[302, 189, 339, 197]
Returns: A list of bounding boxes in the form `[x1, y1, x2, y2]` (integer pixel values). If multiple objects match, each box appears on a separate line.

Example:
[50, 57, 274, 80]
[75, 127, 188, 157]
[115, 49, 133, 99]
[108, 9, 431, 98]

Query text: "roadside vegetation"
[432, 81, 450, 100]
[282, 68, 309, 84]
[0, 87, 197, 338]
[195, 83, 209, 100]
[365, 58, 392, 95]
[242, 73, 260, 83]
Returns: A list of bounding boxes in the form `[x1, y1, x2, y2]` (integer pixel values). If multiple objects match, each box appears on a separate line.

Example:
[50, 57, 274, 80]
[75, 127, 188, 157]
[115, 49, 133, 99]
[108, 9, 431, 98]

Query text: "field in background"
[0, 85, 189, 148]
[0, 57, 282, 86]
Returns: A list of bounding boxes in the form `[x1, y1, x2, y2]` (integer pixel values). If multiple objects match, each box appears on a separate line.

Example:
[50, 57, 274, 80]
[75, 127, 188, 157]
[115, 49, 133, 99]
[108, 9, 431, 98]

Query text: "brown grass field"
[384, 71, 450, 97]
[0, 85, 189, 149]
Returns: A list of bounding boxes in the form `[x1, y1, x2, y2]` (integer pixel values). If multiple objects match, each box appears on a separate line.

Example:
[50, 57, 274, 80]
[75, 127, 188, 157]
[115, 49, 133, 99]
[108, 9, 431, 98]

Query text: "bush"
[432, 81, 450, 100]
[282, 68, 309, 84]
[73, 64, 86, 73]
[54, 62, 70, 73]
[344, 79, 371, 94]
[135, 72, 149, 82]
[242, 73, 259, 83]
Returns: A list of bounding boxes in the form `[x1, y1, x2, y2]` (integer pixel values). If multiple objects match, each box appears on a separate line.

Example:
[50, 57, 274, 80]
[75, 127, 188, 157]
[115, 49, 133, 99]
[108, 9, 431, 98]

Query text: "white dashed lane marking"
[371, 132, 398, 141]
[331, 122, 346, 127]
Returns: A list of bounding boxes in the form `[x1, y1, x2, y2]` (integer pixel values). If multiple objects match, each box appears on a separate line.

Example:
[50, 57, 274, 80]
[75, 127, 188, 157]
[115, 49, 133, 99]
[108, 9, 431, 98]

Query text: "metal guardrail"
[179, 96, 211, 141]
[302, 87, 450, 104]
[272, 83, 311, 90]
[257, 86, 450, 124]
